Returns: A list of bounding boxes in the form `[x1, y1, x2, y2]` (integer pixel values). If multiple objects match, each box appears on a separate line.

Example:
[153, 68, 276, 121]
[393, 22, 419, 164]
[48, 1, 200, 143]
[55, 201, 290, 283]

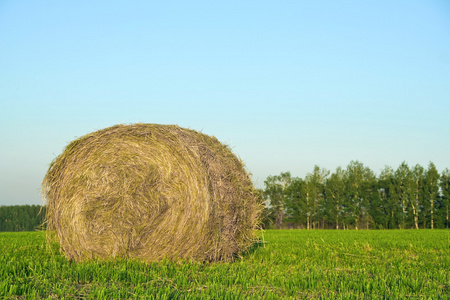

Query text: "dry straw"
[42, 123, 261, 263]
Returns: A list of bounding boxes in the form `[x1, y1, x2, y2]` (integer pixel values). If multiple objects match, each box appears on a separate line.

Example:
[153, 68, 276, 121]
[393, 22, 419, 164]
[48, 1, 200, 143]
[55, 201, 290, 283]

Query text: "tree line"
[259, 161, 450, 230]
[2, 161, 449, 232]
[0, 205, 45, 232]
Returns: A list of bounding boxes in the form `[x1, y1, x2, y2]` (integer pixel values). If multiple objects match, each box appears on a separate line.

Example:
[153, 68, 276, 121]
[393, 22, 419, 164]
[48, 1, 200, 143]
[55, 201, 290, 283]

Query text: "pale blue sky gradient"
[1, 1, 449, 205]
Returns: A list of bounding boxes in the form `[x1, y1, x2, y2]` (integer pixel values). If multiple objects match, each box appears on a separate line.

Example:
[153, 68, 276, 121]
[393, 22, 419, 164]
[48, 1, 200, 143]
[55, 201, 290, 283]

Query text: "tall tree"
[304, 166, 329, 229]
[439, 169, 450, 229]
[284, 177, 306, 227]
[378, 166, 397, 229]
[264, 172, 291, 228]
[324, 167, 346, 229]
[411, 164, 425, 229]
[424, 162, 440, 229]
[393, 162, 415, 229]
[344, 161, 375, 229]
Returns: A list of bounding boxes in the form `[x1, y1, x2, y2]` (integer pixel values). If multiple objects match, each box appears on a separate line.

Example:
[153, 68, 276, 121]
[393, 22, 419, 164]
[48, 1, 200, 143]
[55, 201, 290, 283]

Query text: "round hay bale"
[42, 123, 261, 262]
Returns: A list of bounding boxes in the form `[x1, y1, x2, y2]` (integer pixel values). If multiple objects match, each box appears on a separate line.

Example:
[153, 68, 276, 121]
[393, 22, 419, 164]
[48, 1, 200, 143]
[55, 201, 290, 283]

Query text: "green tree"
[284, 177, 307, 228]
[304, 166, 329, 229]
[440, 169, 450, 229]
[424, 162, 440, 229]
[411, 164, 425, 229]
[377, 166, 397, 229]
[324, 167, 346, 229]
[263, 172, 291, 228]
[344, 161, 376, 230]
[367, 181, 385, 229]
[392, 162, 415, 229]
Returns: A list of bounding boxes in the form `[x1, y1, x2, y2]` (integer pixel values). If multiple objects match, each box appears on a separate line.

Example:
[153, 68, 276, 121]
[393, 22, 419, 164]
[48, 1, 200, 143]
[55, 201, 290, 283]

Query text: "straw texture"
[42, 123, 261, 262]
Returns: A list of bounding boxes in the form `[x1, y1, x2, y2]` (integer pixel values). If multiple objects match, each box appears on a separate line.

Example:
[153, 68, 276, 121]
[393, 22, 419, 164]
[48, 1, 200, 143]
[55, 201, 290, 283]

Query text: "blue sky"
[1, 1, 449, 205]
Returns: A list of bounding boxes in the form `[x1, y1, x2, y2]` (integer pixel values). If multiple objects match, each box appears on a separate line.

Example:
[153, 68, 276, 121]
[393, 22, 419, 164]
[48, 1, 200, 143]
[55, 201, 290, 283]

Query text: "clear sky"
[1, 1, 449, 205]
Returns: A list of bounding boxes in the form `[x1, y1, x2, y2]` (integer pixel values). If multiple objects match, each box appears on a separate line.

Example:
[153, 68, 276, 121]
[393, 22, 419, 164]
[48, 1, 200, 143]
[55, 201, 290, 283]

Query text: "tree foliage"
[262, 161, 449, 229]
[0, 205, 45, 232]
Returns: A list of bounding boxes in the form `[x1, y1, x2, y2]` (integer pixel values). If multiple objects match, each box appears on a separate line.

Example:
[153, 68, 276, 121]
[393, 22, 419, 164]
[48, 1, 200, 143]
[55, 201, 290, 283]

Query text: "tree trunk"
[411, 204, 419, 229]
[413, 182, 419, 229]
[336, 204, 339, 230]
[411, 193, 418, 229]
[431, 198, 434, 229]
[306, 191, 310, 230]
[402, 196, 407, 229]
[307, 215, 310, 230]
[354, 195, 359, 230]
[446, 205, 449, 229]
[276, 209, 284, 229]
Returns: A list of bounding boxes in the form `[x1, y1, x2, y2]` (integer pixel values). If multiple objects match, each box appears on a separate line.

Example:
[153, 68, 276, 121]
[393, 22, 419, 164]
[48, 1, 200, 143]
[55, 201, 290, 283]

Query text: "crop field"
[1, 230, 449, 299]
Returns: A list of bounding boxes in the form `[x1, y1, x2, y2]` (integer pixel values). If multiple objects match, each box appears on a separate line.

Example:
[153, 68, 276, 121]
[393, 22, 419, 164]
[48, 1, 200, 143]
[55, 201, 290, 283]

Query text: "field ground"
[0, 230, 449, 299]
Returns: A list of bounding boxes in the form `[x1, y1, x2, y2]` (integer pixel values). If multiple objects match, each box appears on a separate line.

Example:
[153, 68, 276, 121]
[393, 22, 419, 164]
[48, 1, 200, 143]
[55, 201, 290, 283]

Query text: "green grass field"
[1, 230, 449, 299]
